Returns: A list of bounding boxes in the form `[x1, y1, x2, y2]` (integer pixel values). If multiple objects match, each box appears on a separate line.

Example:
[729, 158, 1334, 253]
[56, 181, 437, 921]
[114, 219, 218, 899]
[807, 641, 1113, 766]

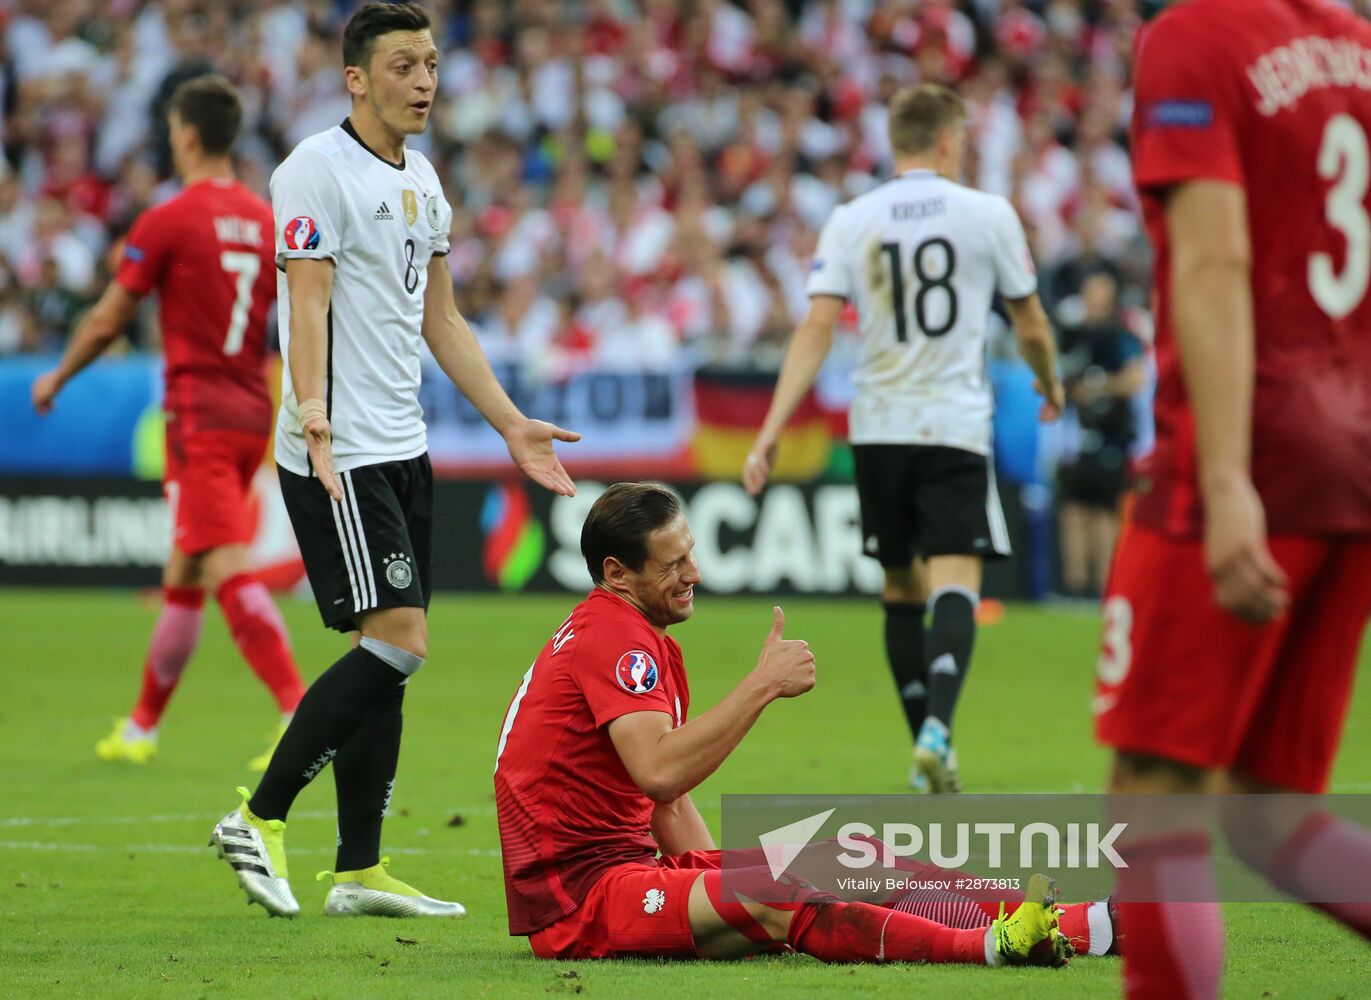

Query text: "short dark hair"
[168, 75, 242, 156]
[888, 83, 966, 157]
[343, 2, 431, 71]
[581, 483, 682, 584]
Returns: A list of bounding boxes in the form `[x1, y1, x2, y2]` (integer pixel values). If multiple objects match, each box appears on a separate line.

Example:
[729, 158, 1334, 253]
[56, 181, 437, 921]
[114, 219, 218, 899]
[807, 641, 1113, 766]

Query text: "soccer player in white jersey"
[209, 3, 579, 918]
[743, 85, 1063, 793]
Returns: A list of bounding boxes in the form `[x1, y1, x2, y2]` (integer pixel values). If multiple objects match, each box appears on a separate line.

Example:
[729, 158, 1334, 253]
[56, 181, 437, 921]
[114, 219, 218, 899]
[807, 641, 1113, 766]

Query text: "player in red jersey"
[494, 482, 1079, 966]
[32, 76, 305, 769]
[1096, 1, 1371, 996]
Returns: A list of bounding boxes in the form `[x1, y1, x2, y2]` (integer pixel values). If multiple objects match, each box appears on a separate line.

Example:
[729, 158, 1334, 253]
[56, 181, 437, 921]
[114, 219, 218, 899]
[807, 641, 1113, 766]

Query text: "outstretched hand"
[1035, 377, 1066, 422]
[303, 413, 343, 501]
[743, 437, 778, 496]
[31, 370, 62, 415]
[505, 418, 581, 496]
[754, 606, 816, 699]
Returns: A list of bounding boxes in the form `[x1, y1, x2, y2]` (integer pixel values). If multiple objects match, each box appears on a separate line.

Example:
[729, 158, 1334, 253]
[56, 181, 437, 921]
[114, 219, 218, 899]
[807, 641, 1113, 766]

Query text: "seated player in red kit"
[494, 482, 1115, 965]
[31, 76, 304, 768]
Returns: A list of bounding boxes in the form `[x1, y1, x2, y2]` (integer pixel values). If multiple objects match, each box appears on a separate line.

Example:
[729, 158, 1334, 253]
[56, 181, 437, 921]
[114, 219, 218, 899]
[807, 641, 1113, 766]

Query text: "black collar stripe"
[341, 118, 405, 171]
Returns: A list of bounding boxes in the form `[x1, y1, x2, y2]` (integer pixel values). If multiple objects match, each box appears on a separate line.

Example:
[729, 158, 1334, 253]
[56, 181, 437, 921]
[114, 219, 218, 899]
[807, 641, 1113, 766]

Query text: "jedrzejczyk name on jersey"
[806, 169, 1037, 455]
[271, 122, 453, 476]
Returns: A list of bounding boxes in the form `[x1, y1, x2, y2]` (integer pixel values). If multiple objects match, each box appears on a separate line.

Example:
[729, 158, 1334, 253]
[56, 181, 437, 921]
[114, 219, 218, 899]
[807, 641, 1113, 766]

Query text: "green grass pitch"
[2, 590, 1368, 998]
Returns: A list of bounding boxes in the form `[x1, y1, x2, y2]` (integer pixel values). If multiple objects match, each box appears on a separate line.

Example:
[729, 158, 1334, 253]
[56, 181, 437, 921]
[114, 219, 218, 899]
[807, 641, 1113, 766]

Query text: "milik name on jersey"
[213, 216, 264, 247]
[891, 197, 947, 222]
[1247, 36, 1371, 117]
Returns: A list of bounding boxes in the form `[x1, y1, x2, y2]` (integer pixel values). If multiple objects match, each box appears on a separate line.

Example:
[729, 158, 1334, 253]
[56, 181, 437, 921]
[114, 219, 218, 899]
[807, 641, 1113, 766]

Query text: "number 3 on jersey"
[881, 237, 958, 341]
[1310, 114, 1371, 320]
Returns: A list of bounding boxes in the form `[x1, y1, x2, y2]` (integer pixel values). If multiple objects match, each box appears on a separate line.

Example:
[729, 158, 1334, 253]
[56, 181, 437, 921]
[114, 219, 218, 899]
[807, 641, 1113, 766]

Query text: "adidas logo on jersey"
[374, 202, 394, 221]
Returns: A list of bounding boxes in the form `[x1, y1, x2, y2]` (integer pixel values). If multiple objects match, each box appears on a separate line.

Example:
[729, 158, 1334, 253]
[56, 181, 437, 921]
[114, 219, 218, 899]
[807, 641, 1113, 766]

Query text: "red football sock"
[1055, 901, 1091, 955]
[888, 884, 994, 929]
[129, 587, 205, 730]
[216, 573, 305, 713]
[1269, 812, 1371, 940]
[1117, 833, 1224, 999]
[788, 900, 988, 964]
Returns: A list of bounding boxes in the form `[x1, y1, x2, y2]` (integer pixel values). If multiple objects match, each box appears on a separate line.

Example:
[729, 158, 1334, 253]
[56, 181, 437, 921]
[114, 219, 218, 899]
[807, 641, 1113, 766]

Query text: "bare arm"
[31, 283, 141, 413]
[422, 257, 579, 496]
[742, 295, 844, 495]
[284, 258, 342, 500]
[651, 794, 716, 855]
[1003, 292, 1065, 420]
[608, 607, 814, 804]
[1166, 180, 1286, 622]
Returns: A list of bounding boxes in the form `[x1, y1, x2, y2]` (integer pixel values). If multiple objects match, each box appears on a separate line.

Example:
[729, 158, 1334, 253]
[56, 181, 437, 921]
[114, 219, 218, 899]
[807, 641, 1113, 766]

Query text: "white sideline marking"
[1, 840, 501, 858]
[0, 806, 494, 828]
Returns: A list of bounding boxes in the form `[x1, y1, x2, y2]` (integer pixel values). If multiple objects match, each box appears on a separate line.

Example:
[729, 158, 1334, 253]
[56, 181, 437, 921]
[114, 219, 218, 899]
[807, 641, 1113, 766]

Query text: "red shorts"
[528, 851, 725, 960]
[164, 430, 267, 556]
[1095, 523, 1371, 792]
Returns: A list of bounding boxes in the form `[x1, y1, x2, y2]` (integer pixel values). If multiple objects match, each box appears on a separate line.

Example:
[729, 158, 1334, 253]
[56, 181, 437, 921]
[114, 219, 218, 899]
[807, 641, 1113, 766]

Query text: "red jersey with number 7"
[1130, 0, 1371, 538]
[115, 179, 275, 437]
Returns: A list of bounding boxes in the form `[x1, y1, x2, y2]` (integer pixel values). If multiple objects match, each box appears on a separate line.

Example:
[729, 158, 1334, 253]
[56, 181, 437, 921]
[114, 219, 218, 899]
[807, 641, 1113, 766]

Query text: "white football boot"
[319, 857, 466, 918]
[208, 786, 300, 917]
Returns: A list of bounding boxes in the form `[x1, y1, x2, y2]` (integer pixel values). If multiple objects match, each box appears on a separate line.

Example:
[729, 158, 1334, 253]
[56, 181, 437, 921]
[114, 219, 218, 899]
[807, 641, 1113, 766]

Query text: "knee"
[395, 622, 428, 662]
[753, 902, 799, 942]
[883, 570, 924, 604]
[882, 585, 922, 604]
[927, 587, 978, 639]
[199, 545, 251, 593]
[1110, 752, 1208, 794]
[362, 609, 428, 661]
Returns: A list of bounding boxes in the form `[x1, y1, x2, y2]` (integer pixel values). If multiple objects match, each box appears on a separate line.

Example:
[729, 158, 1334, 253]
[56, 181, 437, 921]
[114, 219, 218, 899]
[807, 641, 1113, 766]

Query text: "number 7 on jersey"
[219, 250, 261, 356]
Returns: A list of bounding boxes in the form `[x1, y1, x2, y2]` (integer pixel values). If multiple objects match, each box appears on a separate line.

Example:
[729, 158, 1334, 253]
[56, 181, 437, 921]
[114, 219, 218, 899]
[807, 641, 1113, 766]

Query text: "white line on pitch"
[0, 840, 501, 858]
[0, 806, 495, 828]
[5, 784, 1371, 831]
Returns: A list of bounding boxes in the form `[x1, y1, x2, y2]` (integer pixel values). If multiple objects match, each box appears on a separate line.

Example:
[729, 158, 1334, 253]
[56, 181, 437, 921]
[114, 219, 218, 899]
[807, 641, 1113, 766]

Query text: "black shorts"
[278, 454, 433, 632]
[1058, 447, 1130, 510]
[852, 444, 1011, 567]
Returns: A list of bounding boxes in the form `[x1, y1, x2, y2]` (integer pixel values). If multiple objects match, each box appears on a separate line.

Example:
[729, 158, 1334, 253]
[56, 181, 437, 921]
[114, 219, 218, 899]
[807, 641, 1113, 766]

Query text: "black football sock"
[882, 601, 927, 741]
[249, 643, 410, 821]
[333, 680, 404, 872]
[926, 588, 979, 734]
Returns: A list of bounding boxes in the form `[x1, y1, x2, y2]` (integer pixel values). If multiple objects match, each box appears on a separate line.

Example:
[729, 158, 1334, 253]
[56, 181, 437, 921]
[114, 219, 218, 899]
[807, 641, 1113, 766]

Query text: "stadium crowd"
[25, 0, 1354, 595]
[0, 0, 1167, 363]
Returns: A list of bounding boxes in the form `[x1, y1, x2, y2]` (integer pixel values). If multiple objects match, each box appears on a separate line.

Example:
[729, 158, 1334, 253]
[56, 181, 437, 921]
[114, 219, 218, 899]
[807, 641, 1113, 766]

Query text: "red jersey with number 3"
[115, 179, 275, 437]
[1131, 0, 1371, 537]
[494, 589, 690, 936]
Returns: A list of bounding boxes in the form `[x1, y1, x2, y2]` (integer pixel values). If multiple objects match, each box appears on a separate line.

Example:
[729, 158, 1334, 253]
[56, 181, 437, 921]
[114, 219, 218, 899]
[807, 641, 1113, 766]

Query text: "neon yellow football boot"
[991, 873, 1074, 967]
[319, 857, 466, 918]
[208, 786, 299, 917]
[95, 718, 157, 764]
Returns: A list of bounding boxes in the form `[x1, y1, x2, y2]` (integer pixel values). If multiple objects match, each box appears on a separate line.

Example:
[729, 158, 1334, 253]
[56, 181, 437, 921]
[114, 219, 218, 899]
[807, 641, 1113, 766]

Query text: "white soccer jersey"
[272, 121, 453, 476]
[806, 169, 1036, 454]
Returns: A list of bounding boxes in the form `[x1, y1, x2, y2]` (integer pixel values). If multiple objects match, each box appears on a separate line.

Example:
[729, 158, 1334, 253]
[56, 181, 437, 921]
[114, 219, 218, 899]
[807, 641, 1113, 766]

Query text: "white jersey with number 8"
[271, 122, 454, 477]
[806, 169, 1037, 455]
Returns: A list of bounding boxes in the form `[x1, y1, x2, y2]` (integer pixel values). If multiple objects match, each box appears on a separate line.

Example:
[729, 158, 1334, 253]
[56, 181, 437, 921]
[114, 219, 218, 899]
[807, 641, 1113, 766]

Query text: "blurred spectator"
[1054, 270, 1146, 597]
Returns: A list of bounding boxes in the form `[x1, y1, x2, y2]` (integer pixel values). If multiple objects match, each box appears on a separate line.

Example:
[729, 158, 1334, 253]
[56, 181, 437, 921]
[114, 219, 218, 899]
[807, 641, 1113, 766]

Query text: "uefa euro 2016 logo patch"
[284, 216, 321, 250]
[615, 650, 659, 694]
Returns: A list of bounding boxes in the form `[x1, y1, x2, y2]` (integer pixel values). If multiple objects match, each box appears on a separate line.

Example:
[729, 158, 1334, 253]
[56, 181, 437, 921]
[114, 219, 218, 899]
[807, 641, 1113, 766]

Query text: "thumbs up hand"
[755, 606, 816, 699]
